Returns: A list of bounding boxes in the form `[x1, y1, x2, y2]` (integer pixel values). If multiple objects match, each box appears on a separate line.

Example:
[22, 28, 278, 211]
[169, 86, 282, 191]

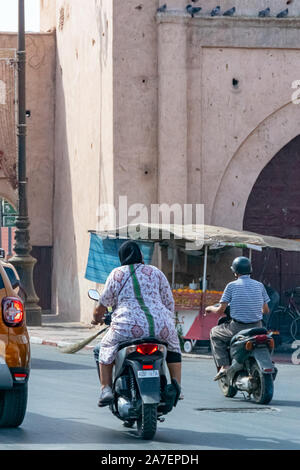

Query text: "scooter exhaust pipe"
[235, 375, 253, 392]
[117, 397, 133, 419]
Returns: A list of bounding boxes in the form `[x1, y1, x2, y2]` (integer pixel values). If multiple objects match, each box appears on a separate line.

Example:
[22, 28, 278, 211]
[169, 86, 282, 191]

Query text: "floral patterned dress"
[98, 263, 181, 365]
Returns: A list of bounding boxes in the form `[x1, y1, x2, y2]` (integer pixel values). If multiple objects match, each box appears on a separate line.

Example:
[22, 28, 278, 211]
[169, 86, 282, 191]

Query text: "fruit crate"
[173, 289, 223, 310]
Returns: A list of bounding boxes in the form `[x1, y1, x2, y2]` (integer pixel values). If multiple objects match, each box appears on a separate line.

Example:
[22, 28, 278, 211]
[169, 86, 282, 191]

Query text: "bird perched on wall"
[258, 7, 270, 17]
[276, 8, 288, 18]
[157, 4, 167, 13]
[223, 7, 236, 16]
[210, 6, 221, 16]
[186, 4, 202, 17]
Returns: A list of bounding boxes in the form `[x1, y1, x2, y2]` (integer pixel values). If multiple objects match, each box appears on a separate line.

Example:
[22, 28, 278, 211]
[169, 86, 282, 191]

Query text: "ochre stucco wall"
[0, 32, 55, 247]
[39, 0, 300, 319]
[51, 0, 113, 321]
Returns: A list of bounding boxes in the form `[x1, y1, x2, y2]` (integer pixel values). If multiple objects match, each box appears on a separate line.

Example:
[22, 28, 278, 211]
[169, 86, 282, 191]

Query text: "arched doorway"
[243, 135, 300, 299]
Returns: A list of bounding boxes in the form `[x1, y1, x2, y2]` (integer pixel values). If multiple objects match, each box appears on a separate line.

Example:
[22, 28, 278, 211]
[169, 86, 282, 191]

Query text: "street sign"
[2, 215, 16, 227]
[2, 201, 17, 216]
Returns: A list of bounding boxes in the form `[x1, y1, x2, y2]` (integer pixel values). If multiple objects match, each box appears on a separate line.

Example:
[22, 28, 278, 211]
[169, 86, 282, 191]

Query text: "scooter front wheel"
[137, 403, 157, 440]
[218, 377, 237, 398]
[251, 363, 274, 405]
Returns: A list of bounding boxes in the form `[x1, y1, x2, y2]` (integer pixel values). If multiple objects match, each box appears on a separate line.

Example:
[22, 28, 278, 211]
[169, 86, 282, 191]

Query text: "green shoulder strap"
[129, 264, 155, 337]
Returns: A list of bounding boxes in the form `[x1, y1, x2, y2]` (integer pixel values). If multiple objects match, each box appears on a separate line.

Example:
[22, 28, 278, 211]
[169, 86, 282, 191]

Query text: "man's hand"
[92, 304, 107, 325]
[205, 303, 228, 316]
[262, 303, 270, 315]
[205, 305, 214, 316]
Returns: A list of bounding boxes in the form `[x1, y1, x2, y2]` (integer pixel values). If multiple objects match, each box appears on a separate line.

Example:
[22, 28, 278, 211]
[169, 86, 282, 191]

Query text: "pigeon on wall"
[211, 6, 221, 16]
[258, 7, 270, 17]
[276, 8, 288, 18]
[223, 7, 236, 16]
[157, 4, 167, 13]
[186, 4, 202, 17]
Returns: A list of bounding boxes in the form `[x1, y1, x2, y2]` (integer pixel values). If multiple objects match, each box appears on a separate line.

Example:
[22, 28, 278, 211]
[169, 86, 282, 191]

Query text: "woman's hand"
[92, 304, 107, 325]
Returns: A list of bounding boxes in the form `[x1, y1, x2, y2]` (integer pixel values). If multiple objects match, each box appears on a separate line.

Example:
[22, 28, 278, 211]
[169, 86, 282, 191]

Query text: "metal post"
[8, 227, 12, 257]
[202, 245, 208, 292]
[172, 244, 177, 289]
[9, 0, 41, 326]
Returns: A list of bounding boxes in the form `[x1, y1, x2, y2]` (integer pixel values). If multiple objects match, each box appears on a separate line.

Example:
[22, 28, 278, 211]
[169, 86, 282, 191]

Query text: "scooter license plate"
[138, 370, 159, 378]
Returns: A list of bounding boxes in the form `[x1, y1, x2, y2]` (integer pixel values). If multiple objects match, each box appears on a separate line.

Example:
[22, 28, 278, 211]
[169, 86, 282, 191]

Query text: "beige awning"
[96, 223, 300, 252]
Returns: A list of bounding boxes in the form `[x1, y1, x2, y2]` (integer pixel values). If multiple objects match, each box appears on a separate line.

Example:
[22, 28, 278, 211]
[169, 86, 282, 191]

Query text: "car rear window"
[3, 267, 18, 288]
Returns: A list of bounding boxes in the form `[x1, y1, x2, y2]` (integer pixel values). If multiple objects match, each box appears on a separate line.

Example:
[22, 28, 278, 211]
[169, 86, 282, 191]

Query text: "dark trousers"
[210, 320, 262, 368]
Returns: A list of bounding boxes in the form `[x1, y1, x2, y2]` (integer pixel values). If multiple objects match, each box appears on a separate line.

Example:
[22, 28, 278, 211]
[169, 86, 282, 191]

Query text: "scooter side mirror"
[88, 289, 101, 302]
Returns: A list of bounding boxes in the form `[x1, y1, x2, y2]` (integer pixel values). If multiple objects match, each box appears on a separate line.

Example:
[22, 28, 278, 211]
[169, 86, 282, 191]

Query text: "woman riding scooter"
[92, 240, 182, 407]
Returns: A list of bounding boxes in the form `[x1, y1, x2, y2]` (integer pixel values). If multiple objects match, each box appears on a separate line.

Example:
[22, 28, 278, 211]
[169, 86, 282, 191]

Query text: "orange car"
[0, 254, 30, 427]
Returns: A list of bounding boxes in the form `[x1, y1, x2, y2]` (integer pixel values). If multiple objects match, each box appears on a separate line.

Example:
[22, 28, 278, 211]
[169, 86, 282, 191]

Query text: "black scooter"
[215, 308, 278, 404]
[88, 289, 180, 440]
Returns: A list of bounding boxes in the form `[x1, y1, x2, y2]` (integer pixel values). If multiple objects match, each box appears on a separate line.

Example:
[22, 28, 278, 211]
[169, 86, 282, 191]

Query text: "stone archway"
[211, 101, 300, 230]
[243, 135, 300, 298]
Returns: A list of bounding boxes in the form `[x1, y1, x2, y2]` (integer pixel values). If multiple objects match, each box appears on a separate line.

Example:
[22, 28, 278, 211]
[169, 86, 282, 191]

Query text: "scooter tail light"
[268, 338, 275, 350]
[254, 334, 268, 344]
[136, 344, 158, 355]
[245, 340, 254, 351]
[126, 343, 165, 356]
[2, 297, 24, 327]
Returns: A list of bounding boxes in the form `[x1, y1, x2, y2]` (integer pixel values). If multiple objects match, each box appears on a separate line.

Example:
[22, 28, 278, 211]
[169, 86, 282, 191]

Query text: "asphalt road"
[0, 344, 300, 450]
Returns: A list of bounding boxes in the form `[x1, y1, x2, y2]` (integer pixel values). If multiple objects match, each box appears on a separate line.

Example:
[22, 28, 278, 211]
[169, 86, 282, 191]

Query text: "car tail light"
[136, 344, 158, 355]
[254, 334, 268, 344]
[14, 373, 27, 382]
[2, 297, 24, 327]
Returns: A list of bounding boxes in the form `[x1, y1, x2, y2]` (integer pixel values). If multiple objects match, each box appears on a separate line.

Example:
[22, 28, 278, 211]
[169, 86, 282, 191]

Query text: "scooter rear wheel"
[137, 403, 157, 440]
[251, 363, 274, 405]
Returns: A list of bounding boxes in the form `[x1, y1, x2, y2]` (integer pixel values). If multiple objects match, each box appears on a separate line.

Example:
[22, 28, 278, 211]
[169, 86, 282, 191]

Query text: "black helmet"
[231, 256, 252, 275]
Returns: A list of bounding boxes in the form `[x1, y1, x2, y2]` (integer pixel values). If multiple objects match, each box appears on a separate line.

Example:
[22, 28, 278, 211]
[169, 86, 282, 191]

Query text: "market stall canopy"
[85, 232, 154, 284]
[95, 223, 300, 252]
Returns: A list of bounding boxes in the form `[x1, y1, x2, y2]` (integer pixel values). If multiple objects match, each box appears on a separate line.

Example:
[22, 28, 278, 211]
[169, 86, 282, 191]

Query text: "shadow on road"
[148, 427, 300, 450]
[0, 412, 299, 450]
[31, 358, 95, 371]
[271, 400, 300, 408]
[0, 412, 139, 446]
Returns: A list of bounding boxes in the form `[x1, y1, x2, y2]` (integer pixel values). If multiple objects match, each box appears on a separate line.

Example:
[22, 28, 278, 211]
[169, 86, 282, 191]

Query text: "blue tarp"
[85, 232, 155, 284]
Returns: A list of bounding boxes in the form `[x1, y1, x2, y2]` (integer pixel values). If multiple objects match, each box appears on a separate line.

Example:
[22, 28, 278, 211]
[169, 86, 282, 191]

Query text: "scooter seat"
[231, 327, 268, 345]
[117, 336, 168, 351]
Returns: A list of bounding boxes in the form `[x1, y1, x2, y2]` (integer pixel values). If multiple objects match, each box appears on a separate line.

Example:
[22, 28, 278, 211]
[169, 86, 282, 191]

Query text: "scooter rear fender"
[251, 347, 275, 374]
[126, 358, 163, 405]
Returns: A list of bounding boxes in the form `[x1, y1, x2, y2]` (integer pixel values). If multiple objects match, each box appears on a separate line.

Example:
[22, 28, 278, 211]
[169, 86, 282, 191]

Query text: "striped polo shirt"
[220, 275, 270, 323]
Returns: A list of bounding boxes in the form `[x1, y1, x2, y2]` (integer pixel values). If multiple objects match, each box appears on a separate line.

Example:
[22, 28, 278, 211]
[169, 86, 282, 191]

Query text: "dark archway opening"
[243, 135, 300, 301]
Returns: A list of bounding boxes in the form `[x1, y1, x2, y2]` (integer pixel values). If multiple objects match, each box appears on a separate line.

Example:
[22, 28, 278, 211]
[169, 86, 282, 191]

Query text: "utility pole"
[10, 0, 41, 326]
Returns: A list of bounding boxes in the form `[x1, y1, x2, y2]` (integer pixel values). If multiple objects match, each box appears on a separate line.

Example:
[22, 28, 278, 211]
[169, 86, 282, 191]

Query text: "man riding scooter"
[205, 257, 270, 381]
